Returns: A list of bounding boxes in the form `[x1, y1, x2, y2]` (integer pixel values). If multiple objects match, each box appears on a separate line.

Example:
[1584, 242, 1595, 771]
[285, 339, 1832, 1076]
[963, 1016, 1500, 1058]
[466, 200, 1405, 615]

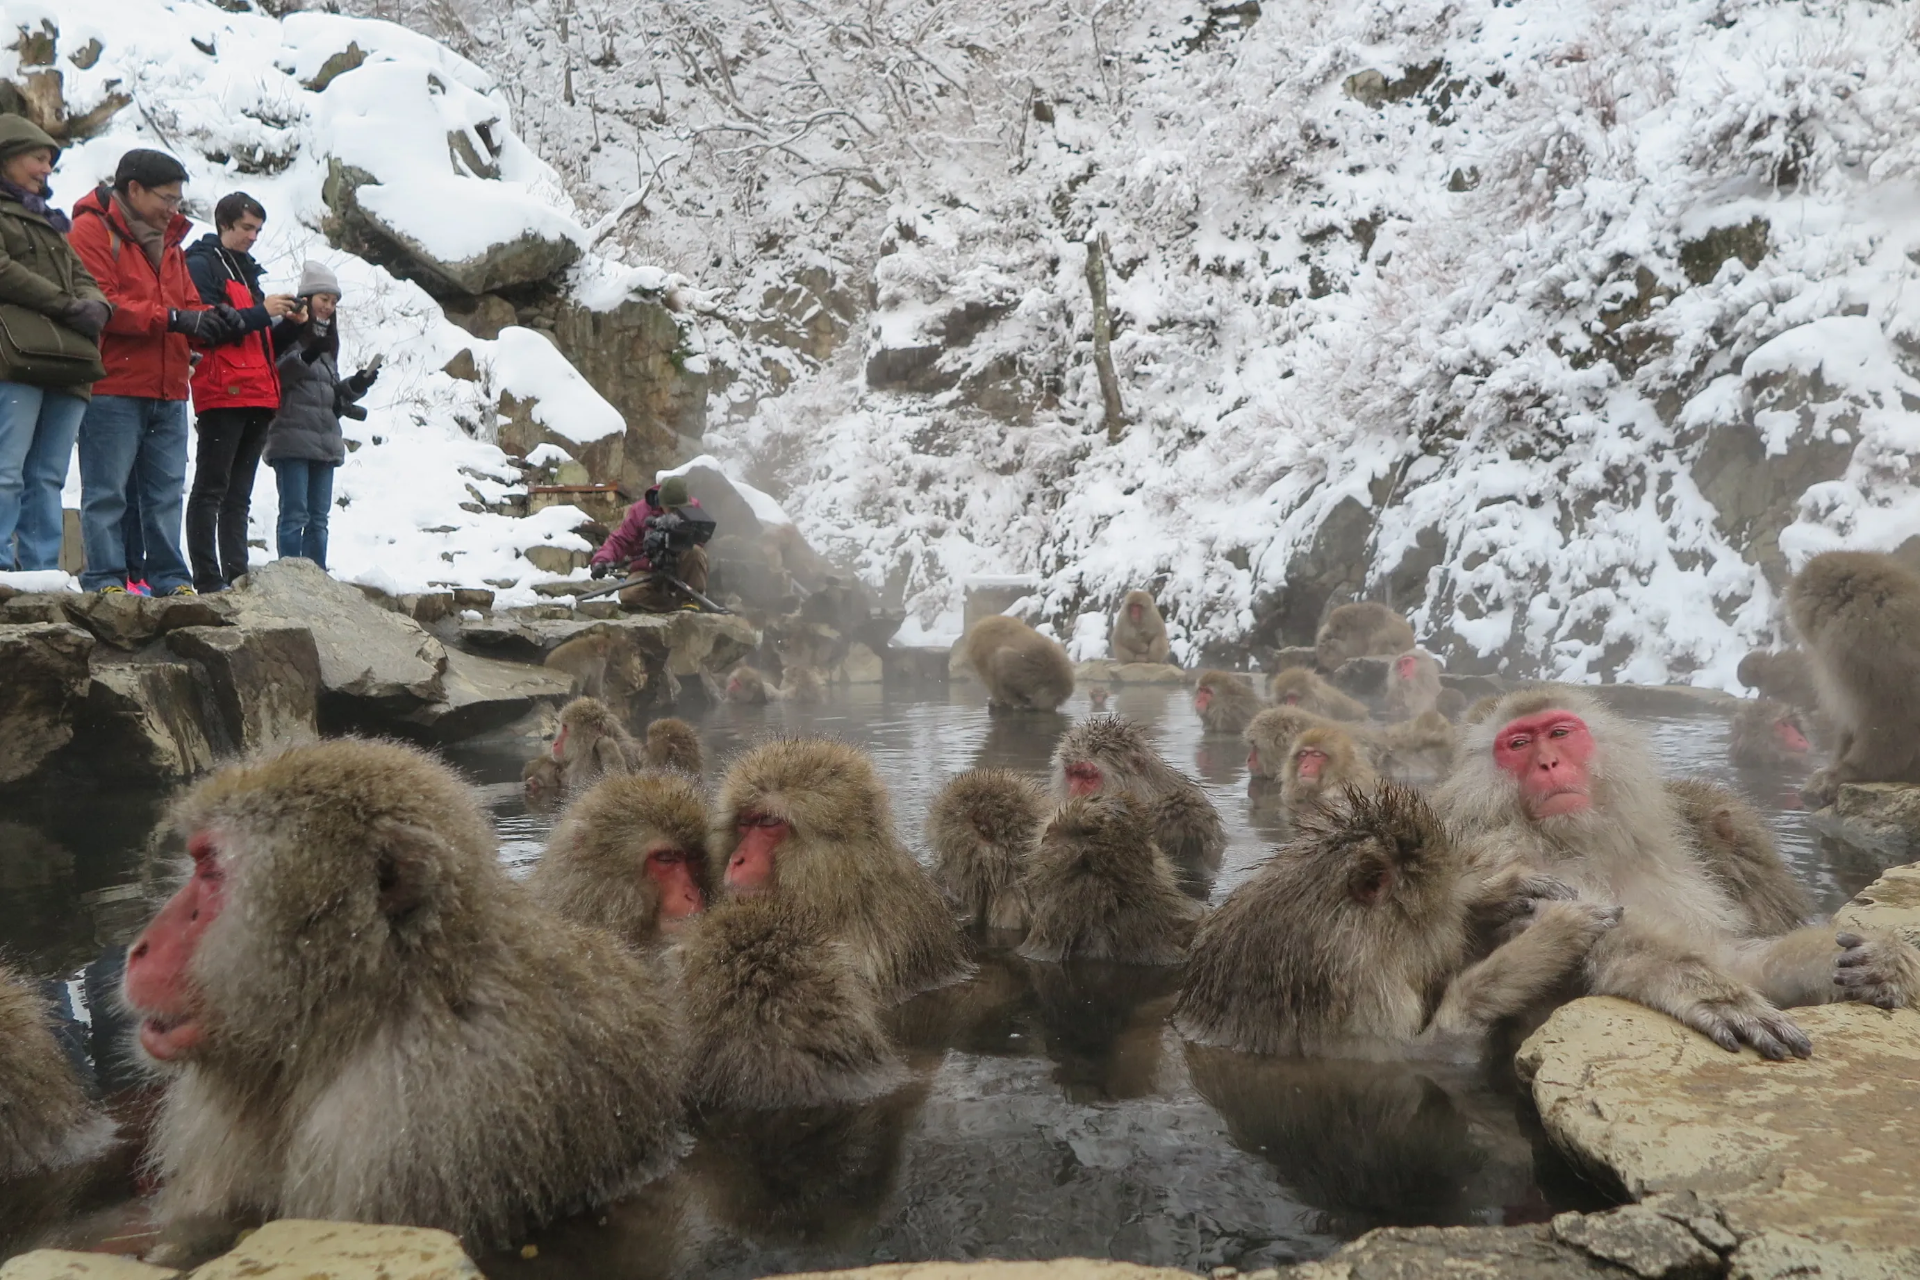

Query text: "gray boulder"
[229, 559, 447, 708]
[165, 624, 322, 756]
[0, 622, 94, 784]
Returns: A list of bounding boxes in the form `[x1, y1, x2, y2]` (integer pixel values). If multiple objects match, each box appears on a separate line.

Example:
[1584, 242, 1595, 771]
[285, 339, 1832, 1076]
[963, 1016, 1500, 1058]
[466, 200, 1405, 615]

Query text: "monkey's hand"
[1673, 984, 1812, 1061]
[1801, 767, 1841, 809]
[1473, 867, 1580, 940]
[1834, 931, 1920, 1010]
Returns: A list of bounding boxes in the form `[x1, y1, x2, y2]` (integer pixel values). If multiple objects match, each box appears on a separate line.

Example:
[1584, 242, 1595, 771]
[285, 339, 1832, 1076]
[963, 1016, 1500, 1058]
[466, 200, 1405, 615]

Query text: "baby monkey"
[926, 769, 1048, 932]
[1175, 785, 1620, 1060]
[1018, 792, 1203, 965]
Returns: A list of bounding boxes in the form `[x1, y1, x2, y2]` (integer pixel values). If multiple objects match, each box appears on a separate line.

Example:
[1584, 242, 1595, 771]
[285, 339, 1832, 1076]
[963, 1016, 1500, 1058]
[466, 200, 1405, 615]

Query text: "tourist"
[68, 149, 238, 596]
[261, 261, 377, 571]
[183, 191, 302, 592]
[0, 115, 109, 573]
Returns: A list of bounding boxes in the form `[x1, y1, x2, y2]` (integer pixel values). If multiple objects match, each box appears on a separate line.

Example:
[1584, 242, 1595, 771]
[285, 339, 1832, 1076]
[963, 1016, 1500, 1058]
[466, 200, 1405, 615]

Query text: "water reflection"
[0, 684, 1902, 1273]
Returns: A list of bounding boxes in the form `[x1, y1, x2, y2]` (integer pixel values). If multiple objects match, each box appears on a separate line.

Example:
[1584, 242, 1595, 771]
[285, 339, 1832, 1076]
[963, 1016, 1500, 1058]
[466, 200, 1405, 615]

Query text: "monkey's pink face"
[1246, 747, 1261, 773]
[1064, 761, 1103, 797]
[1773, 717, 1811, 754]
[1394, 655, 1418, 680]
[1194, 687, 1214, 713]
[1280, 693, 1302, 706]
[1128, 604, 1143, 623]
[550, 725, 568, 760]
[645, 845, 705, 929]
[1293, 747, 1328, 782]
[727, 812, 786, 897]
[125, 830, 226, 1062]
[1089, 689, 1109, 710]
[1493, 712, 1595, 818]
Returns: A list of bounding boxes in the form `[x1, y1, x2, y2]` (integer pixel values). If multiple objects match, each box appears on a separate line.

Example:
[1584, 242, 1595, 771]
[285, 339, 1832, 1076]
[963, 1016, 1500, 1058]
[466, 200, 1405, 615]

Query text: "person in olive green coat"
[0, 114, 109, 572]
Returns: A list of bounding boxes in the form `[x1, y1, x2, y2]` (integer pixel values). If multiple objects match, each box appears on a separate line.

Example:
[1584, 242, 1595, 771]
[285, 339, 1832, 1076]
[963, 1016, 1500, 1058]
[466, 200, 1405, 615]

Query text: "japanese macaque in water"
[725, 666, 772, 705]
[1193, 671, 1262, 736]
[1282, 725, 1378, 812]
[552, 696, 643, 793]
[962, 615, 1075, 711]
[1382, 649, 1442, 721]
[1436, 687, 1920, 1059]
[1315, 602, 1416, 672]
[529, 771, 711, 953]
[711, 738, 970, 1002]
[1, 965, 109, 1177]
[1051, 717, 1226, 871]
[120, 739, 684, 1249]
[1174, 785, 1619, 1059]
[1786, 550, 1920, 804]
[1266, 668, 1368, 722]
[1110, 590, 1172, 664]
[644, 718, 704, 774]
[1017, 793, 1203, 965]
[925, 769, 1047, 932]
[1727, 700, 1813, 770]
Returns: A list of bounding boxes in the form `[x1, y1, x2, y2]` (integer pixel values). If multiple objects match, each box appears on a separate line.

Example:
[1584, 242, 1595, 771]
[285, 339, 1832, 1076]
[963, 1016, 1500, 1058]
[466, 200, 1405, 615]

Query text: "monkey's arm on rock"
[1415, 900, 1621, 1059]
[1585, 920, 1812, 1060]
[1728, 927, 1920, 1011]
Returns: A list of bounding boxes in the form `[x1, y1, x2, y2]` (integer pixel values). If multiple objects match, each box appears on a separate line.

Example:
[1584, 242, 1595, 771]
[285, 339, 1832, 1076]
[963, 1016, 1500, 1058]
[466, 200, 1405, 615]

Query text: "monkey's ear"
[1347, 852, 1395, 906]
[371, 821, 443, 924]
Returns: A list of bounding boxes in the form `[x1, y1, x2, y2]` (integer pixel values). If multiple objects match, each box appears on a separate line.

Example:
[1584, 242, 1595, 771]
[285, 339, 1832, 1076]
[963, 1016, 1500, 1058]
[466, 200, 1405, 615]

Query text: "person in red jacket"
[67, 150, 238, 595]
[183, 191, 302, 592]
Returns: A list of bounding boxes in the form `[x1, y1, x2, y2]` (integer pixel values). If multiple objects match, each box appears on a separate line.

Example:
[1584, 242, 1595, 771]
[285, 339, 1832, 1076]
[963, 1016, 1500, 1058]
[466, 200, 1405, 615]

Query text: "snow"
[0, 570, 77, 593]
[489, 328, 624, 445]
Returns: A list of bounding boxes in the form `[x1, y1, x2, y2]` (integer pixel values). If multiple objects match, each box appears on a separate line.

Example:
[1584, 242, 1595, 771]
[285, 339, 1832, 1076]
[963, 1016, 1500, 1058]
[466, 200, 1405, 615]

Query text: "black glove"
[211, 302, 247, 340]
[591, 561, 612, 579]
[338, 399, 369, 422]
[167, 307, 233, 344]
[59, 298, 111, 339]
[344, 365, 380, 397]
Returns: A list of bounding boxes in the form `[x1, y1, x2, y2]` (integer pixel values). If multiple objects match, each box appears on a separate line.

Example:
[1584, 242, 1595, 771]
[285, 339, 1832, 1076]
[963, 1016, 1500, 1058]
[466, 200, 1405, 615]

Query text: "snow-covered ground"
[360, 0, 1920, 682]
[3, 0, 656, 603]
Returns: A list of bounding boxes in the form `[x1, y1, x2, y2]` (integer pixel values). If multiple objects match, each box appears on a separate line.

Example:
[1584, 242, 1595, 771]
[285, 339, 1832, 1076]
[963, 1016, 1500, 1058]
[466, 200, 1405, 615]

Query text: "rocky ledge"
[0, 559, 761, 789]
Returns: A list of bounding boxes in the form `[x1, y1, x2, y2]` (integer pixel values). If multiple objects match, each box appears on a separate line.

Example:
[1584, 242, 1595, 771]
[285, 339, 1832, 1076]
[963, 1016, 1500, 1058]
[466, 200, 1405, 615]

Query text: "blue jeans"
[77, 395, 191, 593]
[272, 458, 334, 568]
[0, 381, 86, 571]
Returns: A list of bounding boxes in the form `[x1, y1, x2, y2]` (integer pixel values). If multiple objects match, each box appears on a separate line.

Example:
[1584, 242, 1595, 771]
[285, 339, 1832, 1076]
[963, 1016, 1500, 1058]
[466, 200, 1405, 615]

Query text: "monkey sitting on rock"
[1267, 668, 1368, 722]
[1110, 590, 1172, 664]
[1018, 793, 1203, 965]
[1175, 785, 1620, 1060]
[1315, 602, 1416, 672]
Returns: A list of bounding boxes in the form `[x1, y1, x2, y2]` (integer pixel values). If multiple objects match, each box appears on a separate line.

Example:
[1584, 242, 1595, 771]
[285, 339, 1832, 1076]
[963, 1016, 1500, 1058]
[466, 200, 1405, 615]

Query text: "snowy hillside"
[356, 0, 1920, 682]
[0, 0, 668, 603]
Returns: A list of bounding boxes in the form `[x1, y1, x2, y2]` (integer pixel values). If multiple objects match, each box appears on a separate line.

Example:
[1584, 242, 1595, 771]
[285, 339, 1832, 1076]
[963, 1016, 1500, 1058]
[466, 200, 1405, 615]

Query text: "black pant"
[186, 406, 273, 591]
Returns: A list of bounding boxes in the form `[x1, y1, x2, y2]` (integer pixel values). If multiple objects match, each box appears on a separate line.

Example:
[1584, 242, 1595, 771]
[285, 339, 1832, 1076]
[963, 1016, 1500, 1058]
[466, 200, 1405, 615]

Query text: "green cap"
[0, 114, 59, 168]
[658, 476, 689, 508]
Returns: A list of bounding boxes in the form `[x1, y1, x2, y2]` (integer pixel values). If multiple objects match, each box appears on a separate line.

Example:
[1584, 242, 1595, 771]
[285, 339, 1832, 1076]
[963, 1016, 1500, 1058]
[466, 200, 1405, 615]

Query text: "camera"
[639, 507, 716, 579]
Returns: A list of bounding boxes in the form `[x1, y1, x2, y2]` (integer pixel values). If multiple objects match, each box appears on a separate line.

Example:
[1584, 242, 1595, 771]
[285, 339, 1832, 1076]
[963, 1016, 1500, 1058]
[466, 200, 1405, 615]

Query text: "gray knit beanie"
[297, 260, 342, 297]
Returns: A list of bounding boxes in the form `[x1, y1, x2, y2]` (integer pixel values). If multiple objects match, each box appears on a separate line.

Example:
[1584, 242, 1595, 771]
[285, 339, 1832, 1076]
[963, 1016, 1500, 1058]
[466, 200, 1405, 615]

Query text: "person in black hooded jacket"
[260, 261, 375, 570]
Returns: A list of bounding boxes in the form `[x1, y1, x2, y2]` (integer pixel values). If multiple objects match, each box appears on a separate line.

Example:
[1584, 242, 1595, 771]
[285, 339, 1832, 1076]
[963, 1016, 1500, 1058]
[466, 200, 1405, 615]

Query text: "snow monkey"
[544, 627, 648, 707]
[1786, 550, 1920, 804]
[726, 666, 772, 704]
[2, 965, 107, 1177]
[521, 754, 565, 814]
[1243, 705, 1338, 780]
[120, 739, 685, 1248]
[529, 770, 711, 953]
[552, 695, 643, 793]
[780, 665, 828, 706]
[1437, 687, 1920, 1059]
[679, 896, 905, 1110]
[1727, 700, 1813, 770]
[1018, 792, 1203, 965]
[1282, 724, 1378, 812]
[1382, 649, 1442, 720]
[644, 717, 704, 774]
[1735, 647, 1821, 715]
[1174, 786, 1621, 1059]
[1193, 670, 1262, 736]
[1110, 589, 1172, 664]
[925, 768, 1048, 932]
[962, 614, 1075, 711]
[1380, 710, 1458, 783]
[1088, 686, 1111, 712]
[712, 737, 970, 1002]
[1266, 667, 1368, 722]
[1052, 717, 1227, 872]
[1315, 601, 1416, 673]
[1664, 777, 1813, 938]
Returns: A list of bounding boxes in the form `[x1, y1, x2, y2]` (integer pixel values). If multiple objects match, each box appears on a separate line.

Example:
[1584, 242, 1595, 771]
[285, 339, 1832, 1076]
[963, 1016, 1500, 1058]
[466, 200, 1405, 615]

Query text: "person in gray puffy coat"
[261, 261, 376, 569]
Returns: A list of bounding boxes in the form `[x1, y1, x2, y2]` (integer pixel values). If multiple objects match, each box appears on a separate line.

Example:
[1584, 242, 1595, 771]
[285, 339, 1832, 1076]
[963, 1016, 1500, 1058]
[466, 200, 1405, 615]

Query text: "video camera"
[639, 505, 716, 579]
